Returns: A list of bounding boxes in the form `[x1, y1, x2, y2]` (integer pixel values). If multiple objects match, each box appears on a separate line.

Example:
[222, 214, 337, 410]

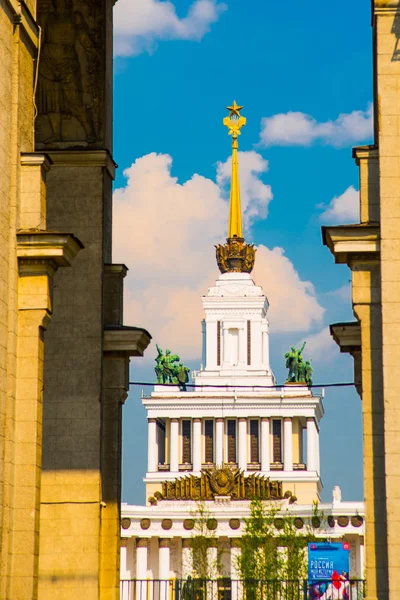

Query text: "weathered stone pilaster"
[322, 224, 388, 600]
[10, 304, 49, 600]
[100, 265, 151, 600]
[0, 1, 151, 598]
[7, 232, 82, 600]
[373, 3, 400, 597]
[0, 4, 41, 594]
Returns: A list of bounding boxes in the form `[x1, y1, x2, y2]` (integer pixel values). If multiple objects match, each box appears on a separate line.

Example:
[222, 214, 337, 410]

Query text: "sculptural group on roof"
[155, 344, 190, 390]
[285, 342, 313, 386]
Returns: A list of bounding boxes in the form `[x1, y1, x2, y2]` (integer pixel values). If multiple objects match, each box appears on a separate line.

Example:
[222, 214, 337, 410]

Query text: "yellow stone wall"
[352, 267, 387, 600]
[0, 2, 150, 599]
[324, 4, 400, 599]
[37, 157, 114, 599]
[0, 3, 41, 597]
[374, 5, 400, 598]
[0, 6, 16, 595]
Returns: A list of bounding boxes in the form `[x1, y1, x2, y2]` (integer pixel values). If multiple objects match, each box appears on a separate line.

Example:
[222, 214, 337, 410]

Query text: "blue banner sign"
[308, 542, 350, 580]
[308, 542, 350, 599]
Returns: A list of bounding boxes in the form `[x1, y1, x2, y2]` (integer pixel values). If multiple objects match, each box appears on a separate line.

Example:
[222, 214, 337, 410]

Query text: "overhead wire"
[128, 381, 354, 390]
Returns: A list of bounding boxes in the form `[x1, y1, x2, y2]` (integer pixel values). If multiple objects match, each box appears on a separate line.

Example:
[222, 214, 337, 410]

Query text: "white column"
[299, 424, 304, 464]
[238, 326, 246, 366]
[207, 541, 219, 598]
[315, 422, 320, 475]
[120, 542, 129, 600]
[230, 540, 241, 600]
[261, 418, 270, 471]
[307, 418, 317, 472]
[136, 539, 148, 600]
[120, 541, 128, 574]
[159, 539, 171, 599]
[206, 321, 218, 369]
[283, 417, 293, 471]
[170, 418, 179, 472]
[201, 319, 206, 368]
[182, 539, 193, 579]
[148, 418, 157, 472]
[238, 418, 247, 471]
[223, 325, 230, 366]
[193, 418, 202, 471]
[359, 539, 365, 579]
[262, 324, 270, 367]
[216, 418, 224, 466]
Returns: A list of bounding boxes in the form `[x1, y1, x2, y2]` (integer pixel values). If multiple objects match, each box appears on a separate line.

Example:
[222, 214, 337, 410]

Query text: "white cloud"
[301, 327, 337, 364]
[114, 0, 227, 56]
[253, 246, 325, 333]
[326, 283, 352, 304]
[319, 186, 360, 224]
[259, 104, 373, 147]
[113, 152, 325, 358]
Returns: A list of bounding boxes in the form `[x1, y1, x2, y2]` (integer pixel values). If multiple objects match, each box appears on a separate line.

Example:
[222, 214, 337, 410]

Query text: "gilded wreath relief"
[159, 466, 284, 501]
[36, 0, 104, 147]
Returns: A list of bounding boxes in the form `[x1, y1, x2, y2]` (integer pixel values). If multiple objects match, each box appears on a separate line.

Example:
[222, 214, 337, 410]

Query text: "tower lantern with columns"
[145, 102, 322, 496]
[120, 104, 365, 589]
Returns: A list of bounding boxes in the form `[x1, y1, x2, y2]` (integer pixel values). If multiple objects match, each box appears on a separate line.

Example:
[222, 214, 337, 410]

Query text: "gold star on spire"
[226, 100, 244, 117]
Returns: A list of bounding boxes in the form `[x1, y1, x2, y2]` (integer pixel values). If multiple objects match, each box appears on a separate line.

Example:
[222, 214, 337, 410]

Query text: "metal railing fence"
[120, 578, 366, 600]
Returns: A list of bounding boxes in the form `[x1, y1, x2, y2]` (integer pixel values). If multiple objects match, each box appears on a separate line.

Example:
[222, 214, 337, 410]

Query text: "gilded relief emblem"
[160, 467, 284, 501]
[209, 467, 235, 496]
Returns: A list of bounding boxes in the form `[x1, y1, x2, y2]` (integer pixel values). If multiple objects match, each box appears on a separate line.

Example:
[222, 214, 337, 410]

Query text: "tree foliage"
[237, 498, 323, 600]
[189, 501, 222, 580]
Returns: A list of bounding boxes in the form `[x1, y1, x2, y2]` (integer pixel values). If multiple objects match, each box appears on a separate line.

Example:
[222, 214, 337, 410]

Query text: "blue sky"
[112, 0, 373, 505]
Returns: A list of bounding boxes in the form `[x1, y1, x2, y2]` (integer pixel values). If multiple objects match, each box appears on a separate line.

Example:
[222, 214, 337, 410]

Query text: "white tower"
[196, 271, 274, 388]
[143, 102, 323, 504]
[120, 105, 365, 588]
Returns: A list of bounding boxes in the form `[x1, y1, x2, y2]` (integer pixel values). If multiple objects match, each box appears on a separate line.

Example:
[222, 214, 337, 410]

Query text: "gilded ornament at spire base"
[215, 101, 256, 274]
[215, 239, 256, 274]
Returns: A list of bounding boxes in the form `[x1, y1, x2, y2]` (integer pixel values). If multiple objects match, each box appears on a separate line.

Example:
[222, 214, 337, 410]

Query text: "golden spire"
[215, 102, 256, 275]
[223, 101, 246, 239]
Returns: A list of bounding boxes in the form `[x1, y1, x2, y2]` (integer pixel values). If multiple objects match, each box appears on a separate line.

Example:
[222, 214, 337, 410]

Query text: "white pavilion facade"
[120, 104, 365, 597]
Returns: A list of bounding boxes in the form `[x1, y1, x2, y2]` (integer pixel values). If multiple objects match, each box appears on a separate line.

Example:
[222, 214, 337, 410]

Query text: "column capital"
[230, 539, 241, 548]
[261, 417, 270, 422]
[284, 417, 292, 422]
[158, 538, 171, 548]
[148, 418, 157, 424]
[216, 417, 224, 423]
[182, 539, 192, 548]
[171, 418, 179, 423]
[307, 417, 315, 423]
[374, 0, 400, 15]
[136, 538, 148, 548]
[17, 231, 83, 268]
[193, 418, 202, 423]
[238, 417, 247, 423]
[46, 149, 117, 179]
